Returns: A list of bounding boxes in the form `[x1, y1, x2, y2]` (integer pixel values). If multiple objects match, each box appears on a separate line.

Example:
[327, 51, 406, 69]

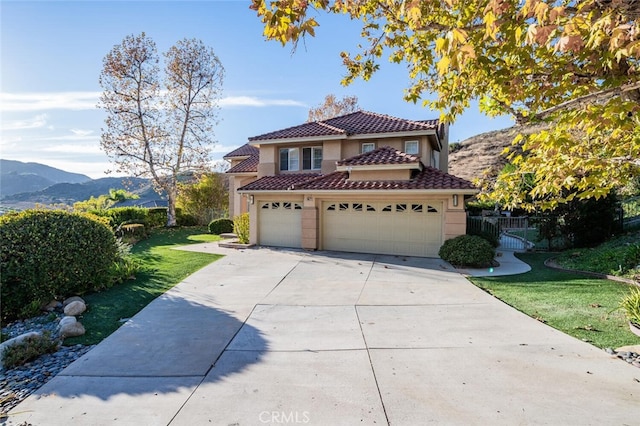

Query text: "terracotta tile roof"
[290, 167, 476, 191]
[248, 111, 439, 141]
[238, 173, 321, 191]
[227, 155, 259, 174]
[337, 146, 420, 167]
[224, 143, 259, 158]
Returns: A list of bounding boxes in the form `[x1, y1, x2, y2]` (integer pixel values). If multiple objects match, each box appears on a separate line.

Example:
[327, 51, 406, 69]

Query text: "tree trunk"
[166, 190, 178, 227]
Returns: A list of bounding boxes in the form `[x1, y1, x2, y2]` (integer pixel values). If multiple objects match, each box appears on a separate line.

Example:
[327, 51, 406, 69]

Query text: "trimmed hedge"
[0, 210, 119, 321]
[208, 218, 234, 235]
[438, 234, 496, 268]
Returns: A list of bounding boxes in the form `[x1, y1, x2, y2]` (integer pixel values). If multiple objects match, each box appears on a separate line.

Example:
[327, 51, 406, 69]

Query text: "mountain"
[0, 177, 165, 210]
[1, 159, 91, 197]
[448, 124, 547, 183]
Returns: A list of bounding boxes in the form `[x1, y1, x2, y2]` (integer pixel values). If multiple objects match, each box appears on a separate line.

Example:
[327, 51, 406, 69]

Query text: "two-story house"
[224, 111, 477, 258]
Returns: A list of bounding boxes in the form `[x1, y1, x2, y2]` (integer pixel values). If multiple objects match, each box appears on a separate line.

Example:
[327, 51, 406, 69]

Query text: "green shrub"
[1, 331, 59, 369]
[208, 218, 234, 235]
[0, 210, 119, 321]
[147, 207, 168, 228]
[234, 213, 250, 244]
[621, 287, 640, 325]
[438, 234, 496, 268]
[176, 208, 199, 227]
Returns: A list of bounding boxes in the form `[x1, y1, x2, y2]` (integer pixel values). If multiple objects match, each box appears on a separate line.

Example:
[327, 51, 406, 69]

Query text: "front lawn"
[470, 253, 639, 349]
[65, 227, 222, 345]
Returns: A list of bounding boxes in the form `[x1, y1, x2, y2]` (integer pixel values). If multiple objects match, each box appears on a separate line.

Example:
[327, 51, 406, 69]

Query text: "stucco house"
[224, 110, 477, 258]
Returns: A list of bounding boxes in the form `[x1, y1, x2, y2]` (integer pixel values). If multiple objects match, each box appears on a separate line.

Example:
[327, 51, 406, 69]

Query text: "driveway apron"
[8, 245, 640, 425]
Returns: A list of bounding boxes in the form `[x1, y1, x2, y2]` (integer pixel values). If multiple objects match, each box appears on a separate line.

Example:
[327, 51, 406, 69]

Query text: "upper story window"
[405, 140, 419, 155]
[362, 142, 375, 153]
[280, 147, 323, 171]
[280, 148, 299, 171]
[302, 147, 323, 170]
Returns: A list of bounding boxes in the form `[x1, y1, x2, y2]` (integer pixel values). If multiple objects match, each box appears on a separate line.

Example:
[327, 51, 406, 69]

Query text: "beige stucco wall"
[228, 175, 257, 217]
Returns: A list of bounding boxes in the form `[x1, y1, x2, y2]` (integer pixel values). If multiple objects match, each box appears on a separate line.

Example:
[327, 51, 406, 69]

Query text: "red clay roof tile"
[238, 173, 321, 191]
[224, 143, 259, 158]
[289, 167, 475, 191]
[227, 155, 259, 173]
[248, 111, 439, 141]
[337, 146, 420, 167]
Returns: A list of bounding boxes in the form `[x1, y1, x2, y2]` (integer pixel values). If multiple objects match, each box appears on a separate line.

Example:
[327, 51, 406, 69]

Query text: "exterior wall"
[322, 140, 342, 174]
[228, 175, 257, 217]
[349, 168, 411, 181]
[443, 195, 467, 241]
[258, 145, 276, 177]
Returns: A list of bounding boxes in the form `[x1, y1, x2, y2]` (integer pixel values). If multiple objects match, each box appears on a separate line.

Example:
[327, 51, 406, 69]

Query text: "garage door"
[322, 201, 442, 257]
[258, 201, 303, 248]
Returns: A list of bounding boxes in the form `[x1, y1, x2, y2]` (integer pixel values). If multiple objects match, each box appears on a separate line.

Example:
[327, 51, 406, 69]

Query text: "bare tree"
[307, 94, 360, 122]
[98, 33, 224, 226]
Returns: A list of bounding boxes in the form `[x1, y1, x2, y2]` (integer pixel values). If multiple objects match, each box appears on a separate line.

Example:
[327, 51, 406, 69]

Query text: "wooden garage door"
[258, 201, 303, 248]
[322, 201, 443, 257]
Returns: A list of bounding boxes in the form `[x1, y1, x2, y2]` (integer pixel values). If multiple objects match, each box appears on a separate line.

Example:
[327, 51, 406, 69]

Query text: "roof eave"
[239, 188, 478, 195]
[248, 134, 346, 144]
[348, 129, 437, 140]
[336, 163, 418, 172]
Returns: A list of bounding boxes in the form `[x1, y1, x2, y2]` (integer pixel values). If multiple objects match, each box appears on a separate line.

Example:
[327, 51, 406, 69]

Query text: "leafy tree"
[307, 94, 360, 121]
[98, 33, 224, 226]
[250, 0, 640, 210]
[73, 189, 139, 212]
[176, 172, 229, 225]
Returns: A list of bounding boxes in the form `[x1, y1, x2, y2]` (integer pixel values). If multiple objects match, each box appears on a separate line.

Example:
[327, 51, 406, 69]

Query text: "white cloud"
[220, 96, 306, 108]
[0, 92, 100, 112]
[2, 114, 49, 130]
[70, 128, 94, 137]
[0, 92, 306, 113]
[41, 144, 102, 154]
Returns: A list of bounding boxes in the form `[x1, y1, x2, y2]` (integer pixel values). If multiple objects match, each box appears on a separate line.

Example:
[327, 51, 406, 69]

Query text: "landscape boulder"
[63, 296, 85, 308]
[0, 331, 41, 370]
[64, 300, 86, 316]
[59, 318, 86, 338]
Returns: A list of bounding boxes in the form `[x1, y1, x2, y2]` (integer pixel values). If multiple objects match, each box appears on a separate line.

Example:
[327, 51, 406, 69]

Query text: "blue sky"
[0, 0, 513, 179]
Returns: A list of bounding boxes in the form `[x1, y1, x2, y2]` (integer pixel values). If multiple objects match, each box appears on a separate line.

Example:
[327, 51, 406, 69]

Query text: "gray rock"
[64, 300, 86, 316]
[59, 321, 85, 339]
[0, 332, 42, 370]
[62, 296, 85, 308]
[42, 300, 62, 312]
[58, 316, 77, 329]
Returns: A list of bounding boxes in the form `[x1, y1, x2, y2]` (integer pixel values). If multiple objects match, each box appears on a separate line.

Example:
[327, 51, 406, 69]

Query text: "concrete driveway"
[8, 245, 640, 425]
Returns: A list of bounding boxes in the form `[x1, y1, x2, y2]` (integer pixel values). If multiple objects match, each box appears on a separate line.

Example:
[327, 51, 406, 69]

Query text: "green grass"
[470, 253, 639, 349]
[553, 230, 640, 279]
[65, 227, 222, 345]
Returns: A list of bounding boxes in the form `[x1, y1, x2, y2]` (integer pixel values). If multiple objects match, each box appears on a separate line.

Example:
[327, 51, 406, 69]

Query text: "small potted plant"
[621, 287, 640, 337]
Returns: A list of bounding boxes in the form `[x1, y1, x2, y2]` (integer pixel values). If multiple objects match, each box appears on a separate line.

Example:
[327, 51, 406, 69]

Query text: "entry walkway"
[8, 244, 640, 425]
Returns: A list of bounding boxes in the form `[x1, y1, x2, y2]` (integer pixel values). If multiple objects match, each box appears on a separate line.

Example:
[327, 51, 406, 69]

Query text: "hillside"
[1, 159, 91, 196]
[0, 177, 164, 210]
[448, 124, 546, 183]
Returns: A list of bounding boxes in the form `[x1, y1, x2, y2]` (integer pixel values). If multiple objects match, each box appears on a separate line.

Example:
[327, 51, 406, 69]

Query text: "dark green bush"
[438, 234, 496, 268]
[176, 208, 199, 227]
[0, 210, 119, 321]
[147, 207, 168, 228]
[208, 218, 234, 235]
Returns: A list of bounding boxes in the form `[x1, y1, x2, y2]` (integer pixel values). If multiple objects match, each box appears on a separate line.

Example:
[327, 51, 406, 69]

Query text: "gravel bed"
[1, 314, 95, 417]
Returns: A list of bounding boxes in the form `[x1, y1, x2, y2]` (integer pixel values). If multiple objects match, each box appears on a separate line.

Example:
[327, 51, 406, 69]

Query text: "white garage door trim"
[258, 201, 303, 248]
[322, 201, 443, 257]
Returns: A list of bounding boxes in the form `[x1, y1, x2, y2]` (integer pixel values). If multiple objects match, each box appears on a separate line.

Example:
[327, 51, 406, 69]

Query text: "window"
[302, 147, 323, 170]
[281, 147, 322, 171]
[280, 148, 299, 171]
[362, 142, 375, 153]
[405, 140, 419, 155]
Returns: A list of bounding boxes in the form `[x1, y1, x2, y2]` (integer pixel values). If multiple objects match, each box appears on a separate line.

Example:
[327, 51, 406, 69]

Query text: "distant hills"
[0, 159, 164, 210]
[1, 159, 91, 197]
